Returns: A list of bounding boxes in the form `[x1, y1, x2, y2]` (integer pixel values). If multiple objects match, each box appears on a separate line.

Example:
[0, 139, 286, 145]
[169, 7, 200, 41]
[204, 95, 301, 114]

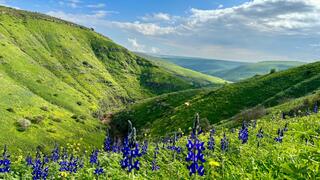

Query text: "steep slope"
[135, 52, 228, 87]
[214, 61, 305, 82]
[0, 6, 206, 150]
[112, 62, 320, 136]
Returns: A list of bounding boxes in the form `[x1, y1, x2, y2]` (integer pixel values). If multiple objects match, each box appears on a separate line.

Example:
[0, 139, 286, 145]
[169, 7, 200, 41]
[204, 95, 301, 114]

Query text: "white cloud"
[127, 38, 160, 53]
[87, 3, 105, 8]
[218, 4, 224, 9]
[141, 13, 171, 21]
[112, 21, 176, 36]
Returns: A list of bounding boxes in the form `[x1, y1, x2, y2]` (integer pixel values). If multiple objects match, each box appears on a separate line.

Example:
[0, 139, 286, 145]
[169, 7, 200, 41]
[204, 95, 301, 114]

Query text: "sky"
[1, 0, 320, 62]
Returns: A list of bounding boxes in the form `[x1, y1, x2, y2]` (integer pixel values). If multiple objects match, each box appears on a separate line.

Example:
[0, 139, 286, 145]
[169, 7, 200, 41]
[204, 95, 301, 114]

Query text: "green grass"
[0, 6, 215, 151]
[112, 62, 320, 136]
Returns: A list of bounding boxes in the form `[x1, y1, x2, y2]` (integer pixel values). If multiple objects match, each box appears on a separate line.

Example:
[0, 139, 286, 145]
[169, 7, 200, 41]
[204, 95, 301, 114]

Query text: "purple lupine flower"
[51, 145, 60, 162]
[274, 128, 284, 143]
[151, 143, 160, 171]
[314, 103, 318, 113]
[256, 128, 264, 139]
[29, 150, 49, 180]
[112, 138, 120, 153]
[90, 150, 99, 165]
[238, 121, 249, 144]
[253, 119, 257, 129]
[283, 123, 289, 132]
[186, 113, 205, 176]
[0, 145, 10, 173]
[104, 129, 112, 152]
[120, 121, 141, 172]
[207, 128, 215, 151]
[141, 140, 148, 155]
[221, 133, 229, 152]
[94, 162, 104, 176]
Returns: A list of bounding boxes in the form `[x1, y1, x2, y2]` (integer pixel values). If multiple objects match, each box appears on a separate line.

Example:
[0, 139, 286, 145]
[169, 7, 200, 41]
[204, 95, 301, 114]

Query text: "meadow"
[1, 101, 319, 179]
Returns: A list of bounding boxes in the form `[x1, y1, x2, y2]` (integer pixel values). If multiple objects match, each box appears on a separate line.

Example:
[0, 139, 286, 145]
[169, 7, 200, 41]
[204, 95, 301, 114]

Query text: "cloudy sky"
[1, 0, 320, 62]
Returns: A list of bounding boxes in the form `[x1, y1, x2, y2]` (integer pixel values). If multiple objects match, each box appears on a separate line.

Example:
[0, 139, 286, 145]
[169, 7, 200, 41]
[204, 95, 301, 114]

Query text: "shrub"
[6, 108, 15, 113]
[40, 106, 49, 112]
[16, 119, 31, 131]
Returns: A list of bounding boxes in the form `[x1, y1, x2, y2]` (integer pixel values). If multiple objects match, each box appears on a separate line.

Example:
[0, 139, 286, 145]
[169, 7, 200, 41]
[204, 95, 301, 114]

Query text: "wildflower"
[120, 121, 141, 172]
[0, 145, 10, 173]
[314, 103, 318, 113]
[207, 128, 215, 151]
[141, 140, 148, 155]
[256, 128, 264, 139]
[104, 129, 112, 152]
[151, 143, 160, 171]
[60, 171, 68, 178]
[94, 162, 104, 176]
[283, 123, 288, 132]
[51, 145, 60, 162]
[274, 128, 284, 143]
[186, 113, 206, 176]
[208, 159, 220, 168]
[253, 119, 257, 129]
[112, 138, 120, 153]
[238, 121, 249, 144]
[29, 150, 49, 180]
[90, 150, 99, 165]
[221, 133, 229, 152]
[59, 149, 81, 174]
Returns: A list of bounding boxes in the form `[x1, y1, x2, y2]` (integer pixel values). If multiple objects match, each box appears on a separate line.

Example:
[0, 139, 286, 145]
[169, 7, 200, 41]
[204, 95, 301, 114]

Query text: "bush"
[16, 119, 31, 131]
[6, 107, 15, 113]
[40, 106, 49, 112]
[27, 115, 46, 124]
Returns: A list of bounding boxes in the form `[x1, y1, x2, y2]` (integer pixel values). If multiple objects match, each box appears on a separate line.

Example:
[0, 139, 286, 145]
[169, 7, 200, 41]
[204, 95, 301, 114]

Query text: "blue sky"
[1, 0, 320, 62]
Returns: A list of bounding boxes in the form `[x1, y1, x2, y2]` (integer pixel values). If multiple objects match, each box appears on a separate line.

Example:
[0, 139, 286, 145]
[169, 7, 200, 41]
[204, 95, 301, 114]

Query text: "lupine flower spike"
[51, 144, 60, 162]
[104, 129, 112, 152]
[274, 128, 284, 143]
[0, 145, 10, 173]
[256, 128, 264, 147]
[221, 133, 229, 152]
[151, 143, 160, 171]
[120, 120, 141, 172]
[314, 103, 318, 113]
[207, 128, 215, 151]
[29, 150, 49, 180]
[239, 121, 249, 144]
[186, 113, 205, 176]
[167, 132, 182, 160]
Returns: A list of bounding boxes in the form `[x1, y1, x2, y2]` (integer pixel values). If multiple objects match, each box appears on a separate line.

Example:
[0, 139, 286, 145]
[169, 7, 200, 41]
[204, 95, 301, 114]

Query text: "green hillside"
[112, 62, 320, 136]
[135, 52, 228, 87]
[214, 61, 305, 82]
[0, 6, 212, 151]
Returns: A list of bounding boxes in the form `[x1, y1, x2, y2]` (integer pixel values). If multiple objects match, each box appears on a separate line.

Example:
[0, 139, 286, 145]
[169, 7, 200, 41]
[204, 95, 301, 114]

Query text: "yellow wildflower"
[208, 159, 220, 168]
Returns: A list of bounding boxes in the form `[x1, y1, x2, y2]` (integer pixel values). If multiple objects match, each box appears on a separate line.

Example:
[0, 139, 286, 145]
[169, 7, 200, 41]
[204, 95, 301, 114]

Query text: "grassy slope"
[0, 6, 208, 151]
[135, 52, 228, 87]
[214, 61, 305, 82]
[112, 62, 320, 136]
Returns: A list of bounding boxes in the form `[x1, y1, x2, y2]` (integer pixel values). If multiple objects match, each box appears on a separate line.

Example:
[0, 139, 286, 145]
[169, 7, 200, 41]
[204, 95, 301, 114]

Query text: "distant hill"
[158, 55, 248, 76]
[135, 52, 228, 87]
[156, 55, 304, 82]
[112, 61, 320, 136]
[214, 61, 305, 82]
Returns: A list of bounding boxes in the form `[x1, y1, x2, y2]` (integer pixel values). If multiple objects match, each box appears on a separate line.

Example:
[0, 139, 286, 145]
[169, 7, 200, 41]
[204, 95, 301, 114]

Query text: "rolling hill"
[0, 6, 225, 151]
[158, 55, 248, 76]
[156, 55, 304, 82]
[135, 52, 228, 87]
[214, 61, 305, 82]
[111, 61, 320, 136]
